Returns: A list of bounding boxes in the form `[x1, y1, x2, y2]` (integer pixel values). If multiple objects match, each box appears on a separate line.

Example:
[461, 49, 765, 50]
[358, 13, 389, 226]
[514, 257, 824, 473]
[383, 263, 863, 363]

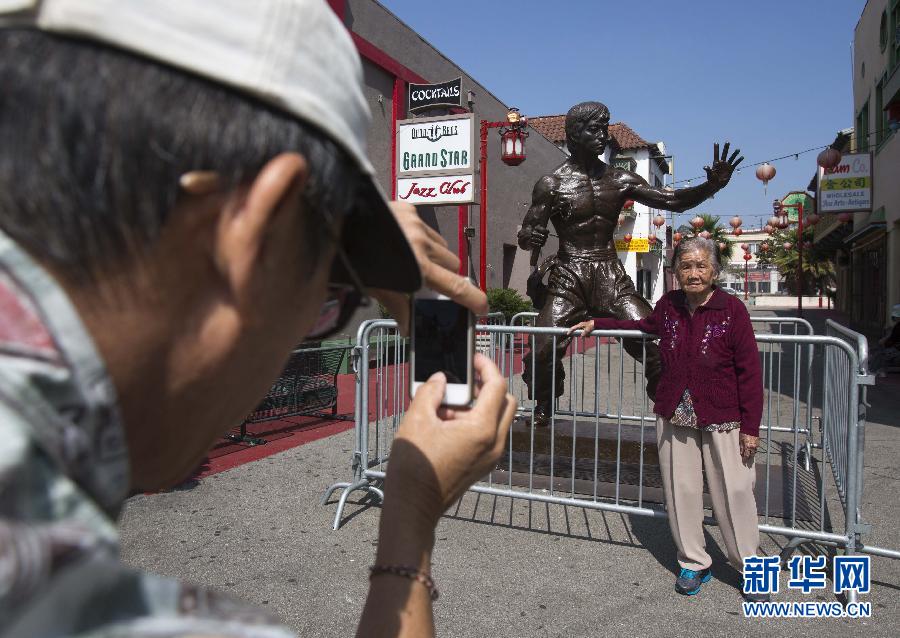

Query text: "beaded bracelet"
[369, 565, 439, 601]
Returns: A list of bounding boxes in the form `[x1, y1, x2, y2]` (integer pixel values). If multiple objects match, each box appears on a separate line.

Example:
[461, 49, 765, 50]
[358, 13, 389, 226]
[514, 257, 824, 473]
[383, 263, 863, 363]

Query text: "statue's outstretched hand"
[703, 142, 743, 189]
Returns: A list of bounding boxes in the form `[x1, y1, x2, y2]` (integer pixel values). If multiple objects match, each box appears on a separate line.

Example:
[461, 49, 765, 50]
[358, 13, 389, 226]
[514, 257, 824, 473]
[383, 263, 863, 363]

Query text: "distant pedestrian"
[871, 304, 900, 375]
[569, 235, 766, 601]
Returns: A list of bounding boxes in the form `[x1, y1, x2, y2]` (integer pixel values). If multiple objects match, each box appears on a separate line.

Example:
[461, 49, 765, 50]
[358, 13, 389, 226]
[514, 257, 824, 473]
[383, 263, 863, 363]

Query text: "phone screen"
[413, 298, 470, 384]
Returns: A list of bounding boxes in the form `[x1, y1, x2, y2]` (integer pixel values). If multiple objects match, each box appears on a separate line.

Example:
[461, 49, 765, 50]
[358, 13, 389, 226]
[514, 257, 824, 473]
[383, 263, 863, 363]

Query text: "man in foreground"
[0, 1, 513, 636]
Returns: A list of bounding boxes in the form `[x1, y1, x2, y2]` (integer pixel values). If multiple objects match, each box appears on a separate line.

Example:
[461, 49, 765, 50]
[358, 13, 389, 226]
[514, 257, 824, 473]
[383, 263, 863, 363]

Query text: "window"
[857, 101, 870, 151]
[893, 0, 900, 69]
[876, 80, 884, 146]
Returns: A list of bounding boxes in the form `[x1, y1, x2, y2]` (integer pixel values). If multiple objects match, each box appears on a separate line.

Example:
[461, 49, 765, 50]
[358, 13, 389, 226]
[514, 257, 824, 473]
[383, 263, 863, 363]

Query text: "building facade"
[327, 0, 566, 338]
[720, 228, 782, 295]
[528, 116, 671, 304]
[847, 0, 900, 330]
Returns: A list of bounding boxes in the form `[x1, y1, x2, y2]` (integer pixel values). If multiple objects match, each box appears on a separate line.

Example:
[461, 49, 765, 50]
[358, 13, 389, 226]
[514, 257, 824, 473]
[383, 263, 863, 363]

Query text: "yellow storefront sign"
[819, 177, 871, 191]
[614, 238, 649, 253]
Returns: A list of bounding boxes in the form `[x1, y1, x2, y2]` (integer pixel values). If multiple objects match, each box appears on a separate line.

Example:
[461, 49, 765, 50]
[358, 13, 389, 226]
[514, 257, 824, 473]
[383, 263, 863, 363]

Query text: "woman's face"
[676, 248, 716, 295]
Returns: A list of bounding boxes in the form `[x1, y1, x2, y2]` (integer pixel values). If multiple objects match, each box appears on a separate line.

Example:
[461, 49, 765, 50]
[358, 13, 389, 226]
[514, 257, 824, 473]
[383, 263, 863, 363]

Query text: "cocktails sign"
[407, 77, 462, 112]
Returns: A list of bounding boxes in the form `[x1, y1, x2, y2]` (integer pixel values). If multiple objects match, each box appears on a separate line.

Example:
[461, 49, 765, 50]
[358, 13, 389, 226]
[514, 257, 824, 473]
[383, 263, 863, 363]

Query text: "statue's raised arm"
[622, 142, 744, 213]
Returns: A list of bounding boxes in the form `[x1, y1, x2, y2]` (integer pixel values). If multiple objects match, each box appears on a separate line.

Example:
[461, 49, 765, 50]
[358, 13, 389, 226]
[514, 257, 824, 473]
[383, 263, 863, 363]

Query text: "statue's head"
[565, 101, 611, 157]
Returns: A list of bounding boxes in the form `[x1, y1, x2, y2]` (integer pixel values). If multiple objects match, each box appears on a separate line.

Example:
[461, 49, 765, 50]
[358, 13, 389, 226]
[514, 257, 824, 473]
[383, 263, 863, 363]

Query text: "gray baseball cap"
[0, 0, 421, 292]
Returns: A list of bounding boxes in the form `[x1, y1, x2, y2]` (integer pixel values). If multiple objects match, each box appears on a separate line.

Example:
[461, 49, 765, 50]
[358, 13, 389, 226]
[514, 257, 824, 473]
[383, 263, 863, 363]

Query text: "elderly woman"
[570, 235, 764, 600]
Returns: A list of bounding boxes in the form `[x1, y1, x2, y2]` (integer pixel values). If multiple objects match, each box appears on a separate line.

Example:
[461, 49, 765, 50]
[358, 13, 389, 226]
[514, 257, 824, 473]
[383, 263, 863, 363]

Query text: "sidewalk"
[119, 309, 900, 637]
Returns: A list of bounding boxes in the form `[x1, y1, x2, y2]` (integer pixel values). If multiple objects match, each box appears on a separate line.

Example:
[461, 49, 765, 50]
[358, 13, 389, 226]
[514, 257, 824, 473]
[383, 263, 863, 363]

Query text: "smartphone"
[410, 292, 475, 406]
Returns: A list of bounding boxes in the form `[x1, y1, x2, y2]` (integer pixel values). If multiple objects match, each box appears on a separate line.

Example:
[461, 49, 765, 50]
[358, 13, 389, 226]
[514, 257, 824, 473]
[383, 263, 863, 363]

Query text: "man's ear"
[215, 153, 308, 301]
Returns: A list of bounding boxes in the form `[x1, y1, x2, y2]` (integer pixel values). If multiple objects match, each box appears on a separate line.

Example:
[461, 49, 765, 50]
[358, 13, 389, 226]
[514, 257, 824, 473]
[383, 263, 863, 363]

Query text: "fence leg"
[778, 536, 807, 567]
[326, 479, 384, 531]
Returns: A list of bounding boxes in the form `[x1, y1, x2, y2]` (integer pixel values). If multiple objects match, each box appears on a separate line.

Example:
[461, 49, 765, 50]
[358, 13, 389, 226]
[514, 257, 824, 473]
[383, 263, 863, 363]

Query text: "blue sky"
[381, 0, 866, 229]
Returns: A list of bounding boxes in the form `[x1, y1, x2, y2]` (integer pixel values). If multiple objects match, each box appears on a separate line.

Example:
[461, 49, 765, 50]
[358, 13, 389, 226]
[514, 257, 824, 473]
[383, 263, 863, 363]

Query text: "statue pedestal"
[490, 415, 815, 521]
[492, 415, 664, 504]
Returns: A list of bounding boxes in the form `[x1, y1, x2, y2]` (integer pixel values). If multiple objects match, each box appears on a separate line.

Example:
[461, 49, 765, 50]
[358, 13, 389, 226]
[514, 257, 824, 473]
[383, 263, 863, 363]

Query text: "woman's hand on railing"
[567, 320, 596, 339]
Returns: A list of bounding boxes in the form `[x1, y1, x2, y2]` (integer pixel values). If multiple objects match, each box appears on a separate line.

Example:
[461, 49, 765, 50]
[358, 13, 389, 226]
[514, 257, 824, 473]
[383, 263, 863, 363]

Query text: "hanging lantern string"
[670, 126, 889, 187]
[671, 143, 830, 186]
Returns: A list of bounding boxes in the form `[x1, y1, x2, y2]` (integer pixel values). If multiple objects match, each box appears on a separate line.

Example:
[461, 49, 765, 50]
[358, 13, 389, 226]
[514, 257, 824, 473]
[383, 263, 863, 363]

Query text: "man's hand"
[739, 433, 759, 461]
[382, 354, 516, 531]
[370, 202, 487, 334]
[703, 142, 744, 189]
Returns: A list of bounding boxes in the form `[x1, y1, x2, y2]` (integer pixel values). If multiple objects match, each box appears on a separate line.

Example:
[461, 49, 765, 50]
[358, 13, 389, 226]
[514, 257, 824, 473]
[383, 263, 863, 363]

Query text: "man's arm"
[517, 175, 559, 250]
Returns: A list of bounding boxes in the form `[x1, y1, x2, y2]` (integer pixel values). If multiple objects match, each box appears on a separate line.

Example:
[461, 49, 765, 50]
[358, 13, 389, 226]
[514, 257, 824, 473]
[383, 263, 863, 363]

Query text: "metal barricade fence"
[476, 312, 506, 363]
[323, 318, 899, 597]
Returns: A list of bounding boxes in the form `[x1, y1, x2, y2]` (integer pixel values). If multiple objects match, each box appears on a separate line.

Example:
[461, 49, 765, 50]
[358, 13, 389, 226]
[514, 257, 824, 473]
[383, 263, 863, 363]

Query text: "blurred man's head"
[0, 1, 419, 490]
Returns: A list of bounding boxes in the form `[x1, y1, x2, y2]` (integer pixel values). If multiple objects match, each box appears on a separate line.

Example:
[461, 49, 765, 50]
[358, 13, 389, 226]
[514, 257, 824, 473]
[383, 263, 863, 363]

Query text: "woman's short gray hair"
[671, 235, 722, 276]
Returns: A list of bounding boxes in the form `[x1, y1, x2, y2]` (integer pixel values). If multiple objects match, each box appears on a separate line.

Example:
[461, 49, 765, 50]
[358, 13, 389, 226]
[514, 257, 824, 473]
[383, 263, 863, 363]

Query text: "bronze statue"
[518, 101, 742, 426]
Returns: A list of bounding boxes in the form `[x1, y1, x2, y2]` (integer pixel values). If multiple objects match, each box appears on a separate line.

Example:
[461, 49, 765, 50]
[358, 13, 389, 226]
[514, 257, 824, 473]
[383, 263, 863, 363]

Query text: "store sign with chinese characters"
[396, 113, 475, 205]
[615, 237, 649, 253]
[816, 152, 873, 214]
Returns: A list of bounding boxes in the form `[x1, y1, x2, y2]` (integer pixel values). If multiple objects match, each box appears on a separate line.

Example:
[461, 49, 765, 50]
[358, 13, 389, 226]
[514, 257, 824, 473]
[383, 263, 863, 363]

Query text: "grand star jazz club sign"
[395, 112, 476, 206]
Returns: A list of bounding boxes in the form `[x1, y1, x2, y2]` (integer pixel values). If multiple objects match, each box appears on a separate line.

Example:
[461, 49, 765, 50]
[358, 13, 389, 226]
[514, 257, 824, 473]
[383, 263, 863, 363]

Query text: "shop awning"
[844, 208, 886, 245]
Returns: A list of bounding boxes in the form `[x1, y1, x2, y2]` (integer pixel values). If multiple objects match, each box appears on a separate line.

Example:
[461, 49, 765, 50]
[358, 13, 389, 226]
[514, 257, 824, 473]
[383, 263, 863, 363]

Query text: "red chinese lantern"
[764, 224, 775, 234]
[767, 216, 780, 227]
[623, 199, 635, 210]
[806, 213, 820, 226]
[783, 241, 793, 250]
[733, 227, 743, 236]
[816, 147, 842, 170]
[743, 252, 752, 261]
[838, 212, 853, 223]
[673, 231, 683, 242]
[690, 215, 705, 230]
[718, 241, 727, 251]
[623, 233, 633, 243]
[755, 163, 776, 193]
[760, 242, 769, 252]
[500, 128, 527, 166]
[699, 230, 712, 240]
[740, 243, 749, 251]
[729, 215, 743, 229]
[653, 214, 666, 228]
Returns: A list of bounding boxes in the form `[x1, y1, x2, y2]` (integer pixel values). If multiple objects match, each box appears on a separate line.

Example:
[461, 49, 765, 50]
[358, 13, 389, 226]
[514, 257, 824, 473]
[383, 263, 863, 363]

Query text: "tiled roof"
[528, 115, 653, 151]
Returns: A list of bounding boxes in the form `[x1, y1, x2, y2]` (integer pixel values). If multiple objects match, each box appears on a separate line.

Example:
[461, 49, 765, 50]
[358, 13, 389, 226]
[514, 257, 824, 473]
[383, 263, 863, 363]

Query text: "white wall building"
[719, 228, 782, 295]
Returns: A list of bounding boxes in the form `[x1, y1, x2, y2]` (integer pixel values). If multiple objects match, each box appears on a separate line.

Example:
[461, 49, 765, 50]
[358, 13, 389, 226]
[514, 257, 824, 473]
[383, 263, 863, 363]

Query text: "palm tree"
[676, 213, 734, 262]
[756, 227, 834, 295]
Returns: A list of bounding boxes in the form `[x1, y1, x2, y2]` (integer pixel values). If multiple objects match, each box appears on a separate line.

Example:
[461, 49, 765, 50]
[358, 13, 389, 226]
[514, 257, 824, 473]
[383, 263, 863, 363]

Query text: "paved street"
[120, 308, 900, 637]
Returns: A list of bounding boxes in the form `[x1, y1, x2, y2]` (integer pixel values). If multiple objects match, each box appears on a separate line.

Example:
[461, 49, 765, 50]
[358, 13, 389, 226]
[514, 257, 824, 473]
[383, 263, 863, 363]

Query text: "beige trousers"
[656, 417, 760, 571]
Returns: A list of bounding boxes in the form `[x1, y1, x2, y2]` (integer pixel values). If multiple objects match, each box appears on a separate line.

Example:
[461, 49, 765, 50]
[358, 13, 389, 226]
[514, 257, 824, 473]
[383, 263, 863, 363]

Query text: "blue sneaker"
[675, 567, 712, 595]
